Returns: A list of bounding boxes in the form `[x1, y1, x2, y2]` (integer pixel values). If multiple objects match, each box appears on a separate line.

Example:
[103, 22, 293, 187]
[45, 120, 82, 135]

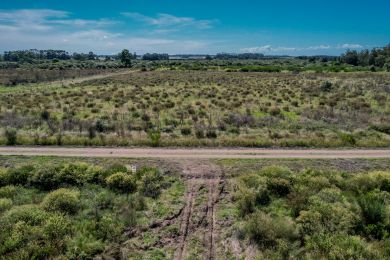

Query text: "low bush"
[105, 172, 136, 194]
[41, 188, 81, 215]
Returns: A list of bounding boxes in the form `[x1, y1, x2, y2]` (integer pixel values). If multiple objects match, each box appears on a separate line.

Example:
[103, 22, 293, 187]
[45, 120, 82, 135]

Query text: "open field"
[1, 156, 390, 259]
[1, 70, 389, 148]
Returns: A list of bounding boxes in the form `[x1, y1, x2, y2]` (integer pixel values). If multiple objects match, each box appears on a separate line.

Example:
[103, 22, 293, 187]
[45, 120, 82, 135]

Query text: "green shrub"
[41, 188, 81, 215]
[7, 165, 34, 186]
[0, 198, 12, 212]
[105, 172, 136, 193]
[147, 129, 161, 147]
[0, 204, 49, 226]
[358, 190, 387, 225]
[305, 233, 378, 259]
[245, 211, 298, 248]
[0, 168, 10, 187]
[350, 171, 390, 193]
[42, 213, 71, 251]
[4, 128, 17, 145]
[29, 165, 62, 190]
[0, 185, 17, 198]
[180, 127, 192, 136]
[66, 233, 105, 259]
[139, 168, 164, 198]
[339, 132, 356, 145]
[267, 178, 291, 197]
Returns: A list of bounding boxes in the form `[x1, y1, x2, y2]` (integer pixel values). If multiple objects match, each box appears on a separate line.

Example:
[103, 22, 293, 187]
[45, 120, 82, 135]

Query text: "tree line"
[340, 44, 390, 68]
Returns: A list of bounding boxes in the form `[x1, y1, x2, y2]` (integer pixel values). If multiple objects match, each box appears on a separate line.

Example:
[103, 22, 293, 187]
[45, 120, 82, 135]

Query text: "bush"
[267, 178, 291, 197]
[358, 191, 387, 225]
[139, 168, 164, 198]
[206, 130, 217, 139]
[0, 204, 49, 226]
[6, 165, 34, 186]
[42, 213, 71, 251]
[41, 188, 81, 214]
[245, 211, 298, 248]
[105, 172, 136, 194]
[180, 127, 192, 136]
[305, 233, 378, 259]
[0, 185, 17, 198]
[4, 128, 17, 145]
[147, 129, 161, 147]
[0, 198, 12, 212]
[29, 165, 62, 190]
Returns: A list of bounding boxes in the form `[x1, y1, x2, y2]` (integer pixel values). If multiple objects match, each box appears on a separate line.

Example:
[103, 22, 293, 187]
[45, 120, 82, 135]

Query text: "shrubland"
[1, 71, 389, 147]
[233, 165, 390, 258]
[0, 161, 182, 259]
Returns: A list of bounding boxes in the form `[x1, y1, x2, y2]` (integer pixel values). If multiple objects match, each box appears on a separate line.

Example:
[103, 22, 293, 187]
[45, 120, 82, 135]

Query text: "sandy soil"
[1, 147, 390, 159]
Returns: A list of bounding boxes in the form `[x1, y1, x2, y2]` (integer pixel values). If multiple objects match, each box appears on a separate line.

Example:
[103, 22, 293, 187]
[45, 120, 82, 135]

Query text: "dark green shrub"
[206, 130, 217, 139]
[358, 191, 387, 225]
[321, 81, 332, 92]
[180, 127, 192, 136]
[268, 178, 291, 197]
[4, 128, 17, 145]
[41, 188, 81, 214]
[195, 128, 205, 139]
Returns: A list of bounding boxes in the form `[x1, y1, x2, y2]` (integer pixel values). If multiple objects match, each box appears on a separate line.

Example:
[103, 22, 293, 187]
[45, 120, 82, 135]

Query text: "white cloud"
[122, 12, 216, 30]
[240, 44, 362, 54]
[0, 9, 211, 54]
[338, 43, 363, 49]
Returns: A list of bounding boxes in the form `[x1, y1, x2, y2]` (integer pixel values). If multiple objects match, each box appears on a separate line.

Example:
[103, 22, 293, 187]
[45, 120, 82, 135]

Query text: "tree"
[119, 49, 132, 67]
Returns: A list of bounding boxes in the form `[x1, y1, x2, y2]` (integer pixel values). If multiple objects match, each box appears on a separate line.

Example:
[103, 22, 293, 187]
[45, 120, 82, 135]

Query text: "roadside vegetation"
[0, 160, 184, 259]
[233, 165, 390, 258]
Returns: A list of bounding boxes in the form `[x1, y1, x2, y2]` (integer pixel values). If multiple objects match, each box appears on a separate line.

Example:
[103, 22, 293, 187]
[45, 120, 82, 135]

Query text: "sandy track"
[1, 147, 390, 159]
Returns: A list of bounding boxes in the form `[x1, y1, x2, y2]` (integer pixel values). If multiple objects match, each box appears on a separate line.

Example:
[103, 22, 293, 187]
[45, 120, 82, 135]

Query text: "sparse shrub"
[321, 81, 332, 92]
[41, 188, 81, 215]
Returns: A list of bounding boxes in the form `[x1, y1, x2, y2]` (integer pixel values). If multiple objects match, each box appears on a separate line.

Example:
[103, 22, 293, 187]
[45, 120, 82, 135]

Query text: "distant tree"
[119, 49, 132, 67]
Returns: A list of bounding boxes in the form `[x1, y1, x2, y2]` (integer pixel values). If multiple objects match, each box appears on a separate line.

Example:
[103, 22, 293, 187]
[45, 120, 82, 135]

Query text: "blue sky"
[0, 0, 389, 55]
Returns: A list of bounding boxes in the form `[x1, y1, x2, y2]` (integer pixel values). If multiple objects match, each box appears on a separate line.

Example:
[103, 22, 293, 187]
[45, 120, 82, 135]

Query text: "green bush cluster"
[0, 161, 170, 259]
[235, 166, 390, 258]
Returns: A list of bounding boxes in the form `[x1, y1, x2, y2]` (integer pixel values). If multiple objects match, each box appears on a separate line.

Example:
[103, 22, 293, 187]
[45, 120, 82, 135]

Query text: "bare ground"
[1, 147, 390, 159]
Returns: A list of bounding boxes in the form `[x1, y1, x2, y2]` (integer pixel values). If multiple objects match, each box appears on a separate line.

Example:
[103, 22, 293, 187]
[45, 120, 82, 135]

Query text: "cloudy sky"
[0, 0, 389, 55]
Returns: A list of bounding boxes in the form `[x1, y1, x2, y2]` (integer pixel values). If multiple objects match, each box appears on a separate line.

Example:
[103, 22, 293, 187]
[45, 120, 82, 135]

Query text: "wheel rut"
[173, 160, 224, 260]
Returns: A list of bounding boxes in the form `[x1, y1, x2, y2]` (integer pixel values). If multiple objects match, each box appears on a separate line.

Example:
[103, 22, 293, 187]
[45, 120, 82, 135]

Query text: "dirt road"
[1, 147, 390, 159]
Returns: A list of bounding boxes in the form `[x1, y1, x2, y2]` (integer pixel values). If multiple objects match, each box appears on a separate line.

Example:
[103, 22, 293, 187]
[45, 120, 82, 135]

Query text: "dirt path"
[1, 147, 390, 159]
[173, 160, 224, 260]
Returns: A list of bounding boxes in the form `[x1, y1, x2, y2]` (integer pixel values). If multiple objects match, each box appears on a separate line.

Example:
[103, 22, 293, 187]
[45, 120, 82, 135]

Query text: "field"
[1, 69, 390, 147]
[1, 156, 390, 259]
